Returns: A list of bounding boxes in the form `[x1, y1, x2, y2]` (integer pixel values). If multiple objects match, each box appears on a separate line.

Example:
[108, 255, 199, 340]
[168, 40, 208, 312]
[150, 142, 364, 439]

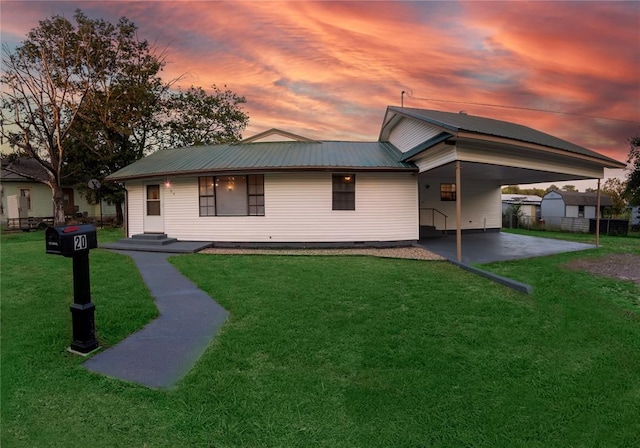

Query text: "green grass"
[2, 229, 640, 447]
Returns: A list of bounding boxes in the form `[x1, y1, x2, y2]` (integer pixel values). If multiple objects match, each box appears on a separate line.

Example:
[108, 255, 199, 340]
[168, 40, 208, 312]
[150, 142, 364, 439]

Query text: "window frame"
[198, 175, 265, 217]
[146, 185, 161, 216]
[332, 173, 356, 211]
[440, 183, 456, 201]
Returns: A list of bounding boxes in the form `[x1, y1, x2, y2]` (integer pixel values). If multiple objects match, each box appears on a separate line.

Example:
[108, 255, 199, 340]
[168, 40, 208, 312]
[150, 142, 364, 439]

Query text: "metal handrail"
[420, 207, 448, 232]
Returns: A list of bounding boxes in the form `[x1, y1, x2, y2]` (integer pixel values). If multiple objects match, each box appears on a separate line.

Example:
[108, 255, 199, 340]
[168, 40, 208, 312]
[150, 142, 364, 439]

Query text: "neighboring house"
[501, 194, 542, 227]
[628, 205, 640, 231]
[541, 190, 613, 232]
[106, 107, 625, 247]
[1, 158, 116, 227]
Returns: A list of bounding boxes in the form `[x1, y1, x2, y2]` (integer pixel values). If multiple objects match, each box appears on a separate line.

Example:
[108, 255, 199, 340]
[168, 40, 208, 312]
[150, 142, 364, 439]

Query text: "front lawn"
[2, 230, 639, 447]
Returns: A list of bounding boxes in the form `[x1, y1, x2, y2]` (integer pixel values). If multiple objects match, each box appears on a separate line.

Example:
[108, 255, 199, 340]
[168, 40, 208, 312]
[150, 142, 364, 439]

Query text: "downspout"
[123, 186, 129, 238]
[456, 161, 462, 262]
[596, 179, 601, 246]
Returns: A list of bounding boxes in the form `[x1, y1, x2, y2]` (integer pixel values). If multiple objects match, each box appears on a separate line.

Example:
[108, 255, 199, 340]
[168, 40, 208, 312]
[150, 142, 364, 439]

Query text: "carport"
[419, 232, 595, 264]
[381, 107, 627, 262]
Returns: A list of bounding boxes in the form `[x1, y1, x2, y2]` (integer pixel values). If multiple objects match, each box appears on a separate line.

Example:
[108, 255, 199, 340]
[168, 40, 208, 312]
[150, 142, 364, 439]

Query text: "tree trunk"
[52, 184, 66, 226]
[114, 201, 124, 227]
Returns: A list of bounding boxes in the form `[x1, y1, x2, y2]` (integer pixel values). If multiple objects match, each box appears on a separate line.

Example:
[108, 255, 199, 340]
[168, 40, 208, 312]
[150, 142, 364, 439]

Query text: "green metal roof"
[107, 141, 416, 181]
[386, 107, 625, 167]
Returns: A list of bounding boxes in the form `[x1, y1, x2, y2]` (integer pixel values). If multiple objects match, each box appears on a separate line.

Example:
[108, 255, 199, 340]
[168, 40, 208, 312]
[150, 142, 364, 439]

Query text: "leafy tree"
[2, 10, 250, 226]
[164, 85, 249, 148]
[1, 12, 93, 224]
[545, 185, 560, 193]
[601, 177, 628, 215]
[561, 185, 577, 192]
[624, 137, 640, 205]
[501, 185, 520, 194]
[62, 12, 171, 225]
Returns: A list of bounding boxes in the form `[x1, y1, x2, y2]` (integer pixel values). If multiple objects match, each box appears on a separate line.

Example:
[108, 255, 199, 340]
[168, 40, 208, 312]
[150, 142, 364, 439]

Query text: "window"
[440, 183, 456, 201]
[146, 185, 160, 215]
[199, 177, 216, 216]
[199, 175, 265, 216]
[248, 174, 265, 216]
[332, 174, 355, 210]
[578, 205, 585, 217]
[20, 188, 31, 210]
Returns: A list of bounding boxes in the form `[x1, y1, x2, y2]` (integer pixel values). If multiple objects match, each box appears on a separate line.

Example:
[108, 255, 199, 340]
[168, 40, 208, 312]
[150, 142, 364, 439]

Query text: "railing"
[420, 207, 448, 232]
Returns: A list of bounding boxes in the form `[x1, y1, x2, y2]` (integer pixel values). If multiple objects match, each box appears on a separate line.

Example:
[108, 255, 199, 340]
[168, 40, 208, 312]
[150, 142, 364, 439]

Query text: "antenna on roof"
[401, 91, 405, 108]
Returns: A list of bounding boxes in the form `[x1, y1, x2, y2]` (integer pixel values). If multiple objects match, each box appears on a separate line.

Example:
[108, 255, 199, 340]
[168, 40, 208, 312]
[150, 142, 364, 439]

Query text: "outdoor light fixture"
[164, 179, 171, 188]
[344, 175, 352, 182]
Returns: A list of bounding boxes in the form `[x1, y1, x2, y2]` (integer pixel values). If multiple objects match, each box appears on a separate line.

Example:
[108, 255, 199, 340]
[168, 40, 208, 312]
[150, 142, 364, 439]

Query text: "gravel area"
[565, 254, 640, 285]
[201, 246, 444, 261]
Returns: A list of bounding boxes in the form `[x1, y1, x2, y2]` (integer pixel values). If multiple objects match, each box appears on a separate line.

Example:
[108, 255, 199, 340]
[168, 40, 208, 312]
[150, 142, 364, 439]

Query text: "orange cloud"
[2, 1, 638, 164]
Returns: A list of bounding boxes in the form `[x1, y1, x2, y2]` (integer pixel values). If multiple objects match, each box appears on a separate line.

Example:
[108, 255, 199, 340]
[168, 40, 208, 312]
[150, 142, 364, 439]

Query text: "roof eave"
[106, 165, 418, 182]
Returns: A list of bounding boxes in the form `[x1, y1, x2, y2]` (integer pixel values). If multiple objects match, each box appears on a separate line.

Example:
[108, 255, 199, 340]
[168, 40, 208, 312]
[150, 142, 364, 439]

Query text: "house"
[106, 107, 625, 257]
[630, 205, 640, 231]
[1, 157, 116, 228]
[540, 190, 613, 232]
[501, 194, 542, 228]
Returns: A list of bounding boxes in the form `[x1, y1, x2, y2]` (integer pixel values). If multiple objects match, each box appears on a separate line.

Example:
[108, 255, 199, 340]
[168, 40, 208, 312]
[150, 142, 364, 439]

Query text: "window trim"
[146, 184, 161, 216]
[198, 175, 265, 217]
[440, 183, 456, 201]
[332, 173, 356, 211]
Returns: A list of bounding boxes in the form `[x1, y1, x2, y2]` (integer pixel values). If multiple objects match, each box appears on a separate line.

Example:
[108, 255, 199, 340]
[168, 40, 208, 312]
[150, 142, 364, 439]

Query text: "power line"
[404, 92, 640, 124]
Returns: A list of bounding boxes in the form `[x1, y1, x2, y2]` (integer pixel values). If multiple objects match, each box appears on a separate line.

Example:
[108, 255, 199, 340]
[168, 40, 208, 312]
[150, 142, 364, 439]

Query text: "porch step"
[419, 225, 445, 239]
[120, 233, 179, 246]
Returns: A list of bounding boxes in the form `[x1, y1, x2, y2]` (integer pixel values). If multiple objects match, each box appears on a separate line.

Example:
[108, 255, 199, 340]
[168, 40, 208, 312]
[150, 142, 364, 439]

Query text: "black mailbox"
[46, 224, 97, 257]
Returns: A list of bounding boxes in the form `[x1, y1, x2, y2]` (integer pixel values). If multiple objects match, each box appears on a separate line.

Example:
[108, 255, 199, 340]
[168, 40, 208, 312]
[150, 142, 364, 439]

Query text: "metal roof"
[107, 141, 416, 181]
[387, 107, 625, 166]
[545, 190, 613, 207]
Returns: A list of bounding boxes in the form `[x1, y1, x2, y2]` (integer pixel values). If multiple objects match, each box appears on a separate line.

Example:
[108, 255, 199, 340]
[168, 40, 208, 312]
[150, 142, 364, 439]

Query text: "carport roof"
[385, 107, 625, 167]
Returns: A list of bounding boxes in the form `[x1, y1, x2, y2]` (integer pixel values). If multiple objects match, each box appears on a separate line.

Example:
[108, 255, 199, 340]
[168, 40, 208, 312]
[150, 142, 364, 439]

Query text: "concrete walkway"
[84, 251, 228, 389]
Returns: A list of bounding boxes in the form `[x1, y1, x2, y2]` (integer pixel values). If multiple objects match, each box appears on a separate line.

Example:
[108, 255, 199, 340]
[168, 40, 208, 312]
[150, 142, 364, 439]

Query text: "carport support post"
[596, 178, 601, 246]
[70, 251, 98, 354]
[456, 161, 462, 262]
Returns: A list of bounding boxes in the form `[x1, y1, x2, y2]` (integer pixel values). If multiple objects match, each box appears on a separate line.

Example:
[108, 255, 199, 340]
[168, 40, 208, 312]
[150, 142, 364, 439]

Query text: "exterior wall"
[125, 172, 418, 242]
[1, 180, 118, 224]
[387, 118, 443, 153]
[541, 192, 565, 218]
[418, 176, 502, 231]
[1, 182, 52, 223]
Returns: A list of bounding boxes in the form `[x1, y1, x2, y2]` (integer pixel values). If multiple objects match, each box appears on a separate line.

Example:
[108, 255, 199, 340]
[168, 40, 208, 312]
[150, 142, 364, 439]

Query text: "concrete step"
[121, 234, 178, 245]
[131, 233, 169, 240]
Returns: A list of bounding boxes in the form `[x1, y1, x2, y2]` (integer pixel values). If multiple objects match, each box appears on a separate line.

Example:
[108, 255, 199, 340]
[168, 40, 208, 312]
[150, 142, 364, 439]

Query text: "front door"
[143, 184, 164, 233]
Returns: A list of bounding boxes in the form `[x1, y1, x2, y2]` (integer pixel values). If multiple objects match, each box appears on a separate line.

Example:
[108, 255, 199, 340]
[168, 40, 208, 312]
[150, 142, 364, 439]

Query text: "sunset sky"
[2, 1, 639, 188]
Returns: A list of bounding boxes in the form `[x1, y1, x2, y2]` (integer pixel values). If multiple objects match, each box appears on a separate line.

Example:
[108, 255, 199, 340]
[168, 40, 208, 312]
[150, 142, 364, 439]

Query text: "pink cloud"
[2, 1, 638, 165]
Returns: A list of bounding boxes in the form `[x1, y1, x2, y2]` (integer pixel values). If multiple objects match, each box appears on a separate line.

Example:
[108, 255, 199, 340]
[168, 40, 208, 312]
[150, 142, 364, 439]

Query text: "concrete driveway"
[419, 232, 596, 264]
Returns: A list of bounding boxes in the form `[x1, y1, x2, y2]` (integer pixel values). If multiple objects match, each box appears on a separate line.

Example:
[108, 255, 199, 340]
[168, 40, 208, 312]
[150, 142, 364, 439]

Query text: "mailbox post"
[46, 224, 99, 354]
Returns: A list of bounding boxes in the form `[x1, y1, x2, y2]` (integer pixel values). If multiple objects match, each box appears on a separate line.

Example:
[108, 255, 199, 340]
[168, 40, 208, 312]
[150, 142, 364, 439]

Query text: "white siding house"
[108, 107, 625, 248]
[125, 172, 417, 243]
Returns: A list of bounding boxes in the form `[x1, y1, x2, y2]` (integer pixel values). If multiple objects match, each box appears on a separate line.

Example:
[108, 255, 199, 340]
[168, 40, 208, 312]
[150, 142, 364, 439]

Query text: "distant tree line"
[1, 10, 249, 225]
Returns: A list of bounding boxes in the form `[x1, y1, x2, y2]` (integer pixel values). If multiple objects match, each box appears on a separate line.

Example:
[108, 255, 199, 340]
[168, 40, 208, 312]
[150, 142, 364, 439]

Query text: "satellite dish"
[88, 179, 101, 190]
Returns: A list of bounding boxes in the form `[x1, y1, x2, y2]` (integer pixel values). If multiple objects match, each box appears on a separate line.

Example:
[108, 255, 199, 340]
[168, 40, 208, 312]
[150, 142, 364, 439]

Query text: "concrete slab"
[84, 251, 228, 389]
[101, 240, 212, 254]
[419, 232, 596, 264]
